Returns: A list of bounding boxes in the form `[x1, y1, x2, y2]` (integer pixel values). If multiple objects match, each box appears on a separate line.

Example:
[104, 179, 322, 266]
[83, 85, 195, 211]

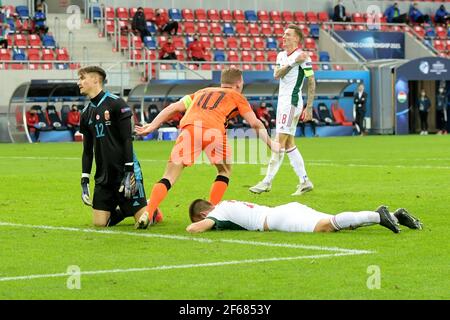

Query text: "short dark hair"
[189, 199, 213, 222]
[78, 66, 107, 84]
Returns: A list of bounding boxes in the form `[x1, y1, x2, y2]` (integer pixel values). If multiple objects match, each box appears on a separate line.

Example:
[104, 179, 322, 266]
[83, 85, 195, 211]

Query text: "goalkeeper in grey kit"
[78, 66, 148, 227]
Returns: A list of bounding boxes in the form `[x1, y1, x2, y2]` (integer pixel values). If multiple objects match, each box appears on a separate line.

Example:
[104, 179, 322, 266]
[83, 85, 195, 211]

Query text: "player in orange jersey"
[134, 68, 279, 229]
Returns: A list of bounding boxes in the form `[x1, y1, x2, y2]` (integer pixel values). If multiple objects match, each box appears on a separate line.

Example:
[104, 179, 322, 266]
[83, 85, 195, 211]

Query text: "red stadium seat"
[294, 11, 306, 23]
[130, 49, 142, 60]
[182, 8, 195, 22]
[146, 50, 157, 60]
[195, 9, 207, 21]
[119, 35, 129, 50]
[171, 36, 183, 49]
[435, 26, 447, 39]
[254, 50, 265, 62]
[41, 48, 54, 61]
[239, 37, 252, 50]
[197, 22, 209, 35]
[144, 8, 154, 20]
[258, 10, 270, 23]
[267, 51, 277, 62]
[207, 9, 220, 22]
[28, 63, 39, 70]
[132, 36, 143, 50]
[270, 11, 282, 23]
[13, 34, 27, 48]
[209, 22, 222, 36]
[213, 36, 225, 49]
[433, 39, 445, 51]
[174, 49, 185, 60]
[0, 49, 11, 61]
[308, 51, 318, 62]
[413, 26, 425, 38]
[105, 7, 115, 20]
[273, 23, 284, 37]
[116, 7, 128, 20]
[253, 37, 265, 50]
[56, 47, 69, 61]
[227, 37, 238, 49]
[261, 23, 272, 37]
[200, 36, 211, 49]
[220, 9, 233, 22]
[318, 11, 330, 22]
[235, 22, 247, 36]
[105, 20, 115, 35]
[157, 35, 168, 47]
[129, 7, 137, 19]
[41, 63, 53, 70]
[233, 10, 245, 22]
[304, 38, 317, 50]
[27, 48, 40, 61]
[227, 50, 239, 62]
[282, 11, 294, 23]
[446, 40, 450, 51]
[248, 23, 260, 36]
[306, 11, 318, 24]
[352, 12, 365, 23]
[241, 50, 253, 62]
[182, 21, 196, 34]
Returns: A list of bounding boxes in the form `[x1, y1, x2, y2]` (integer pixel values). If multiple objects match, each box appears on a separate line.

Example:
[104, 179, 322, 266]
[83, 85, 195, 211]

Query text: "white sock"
[330, 211, 380, 230]
[286, 146, 308, 183]
[262, 149, 285, 184]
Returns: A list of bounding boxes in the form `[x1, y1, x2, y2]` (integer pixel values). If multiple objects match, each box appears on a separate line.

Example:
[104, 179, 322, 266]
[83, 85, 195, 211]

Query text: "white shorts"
[266, 202, 332, 233]
[276, 98, 303, 136]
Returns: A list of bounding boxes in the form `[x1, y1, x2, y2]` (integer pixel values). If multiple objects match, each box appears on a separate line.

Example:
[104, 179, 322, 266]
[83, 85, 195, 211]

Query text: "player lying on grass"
[186, 199, 423, 234]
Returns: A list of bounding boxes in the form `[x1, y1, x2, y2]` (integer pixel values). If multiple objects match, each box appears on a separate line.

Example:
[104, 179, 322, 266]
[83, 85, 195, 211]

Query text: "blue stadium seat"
[169, 8, 182, 21]
[319, 51, 330, 62]
[12, 48, 26, 61]
[310, 24, 320, 39]
[16, 6, 29, 19]
[91, 6, 101, 20]
[143, 36, 157, 49]
[214, 50, 225, 61]
[425, 27, 436, 39]
[266, 37, 277, 50]
[7, 18, 16, 32]
[185, 36, 194, 46]
[55, 63, 69, 70]
[223, 23, 234, 36]
[321, 63, 332, 70]
[42, 35, 56, 48]
[146, 22, 157, 34]
[244, 10, 257, 22]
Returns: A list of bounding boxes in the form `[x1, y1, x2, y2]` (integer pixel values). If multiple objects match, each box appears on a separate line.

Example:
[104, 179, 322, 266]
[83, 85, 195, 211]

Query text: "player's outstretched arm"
[135, 100, 186, 136]
[242, 111, 280, 153]
[186, 219, 215, 233]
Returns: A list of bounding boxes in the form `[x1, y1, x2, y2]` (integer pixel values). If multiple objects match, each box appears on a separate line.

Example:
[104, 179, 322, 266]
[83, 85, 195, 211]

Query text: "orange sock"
[209, 175, 229, 205]
[146, 179, 171, 215]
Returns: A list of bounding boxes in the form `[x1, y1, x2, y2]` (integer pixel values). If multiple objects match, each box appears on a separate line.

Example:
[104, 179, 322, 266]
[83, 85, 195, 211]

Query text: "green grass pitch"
[0, 135, 449, 299]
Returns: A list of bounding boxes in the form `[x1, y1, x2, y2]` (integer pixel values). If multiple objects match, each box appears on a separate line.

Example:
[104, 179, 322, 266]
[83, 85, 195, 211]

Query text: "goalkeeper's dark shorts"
[92, 180, 147, 216]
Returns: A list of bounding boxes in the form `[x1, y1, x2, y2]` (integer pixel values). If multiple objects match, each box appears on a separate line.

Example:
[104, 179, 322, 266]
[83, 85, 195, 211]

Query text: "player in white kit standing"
[186, 199, 423, 234]
[250, 24, 316, 196]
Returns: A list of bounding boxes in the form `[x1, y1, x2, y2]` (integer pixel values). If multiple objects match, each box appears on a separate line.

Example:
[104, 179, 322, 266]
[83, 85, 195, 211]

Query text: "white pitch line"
[0, 252, 361, 282]
[1, 155, 449, 170]
[0, 222, 372, 254]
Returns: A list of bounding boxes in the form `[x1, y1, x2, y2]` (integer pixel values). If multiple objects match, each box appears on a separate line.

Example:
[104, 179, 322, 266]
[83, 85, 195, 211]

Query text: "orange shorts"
[169, 125, 231, 166]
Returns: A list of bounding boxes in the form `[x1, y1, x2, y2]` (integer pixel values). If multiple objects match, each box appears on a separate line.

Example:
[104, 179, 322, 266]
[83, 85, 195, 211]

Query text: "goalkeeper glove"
[119, 164, 136, 199]
[81, 177, 92, 206]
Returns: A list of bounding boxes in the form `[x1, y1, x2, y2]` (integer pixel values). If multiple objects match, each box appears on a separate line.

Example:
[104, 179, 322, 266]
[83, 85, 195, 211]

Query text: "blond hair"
[220, 67, 243, 85]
